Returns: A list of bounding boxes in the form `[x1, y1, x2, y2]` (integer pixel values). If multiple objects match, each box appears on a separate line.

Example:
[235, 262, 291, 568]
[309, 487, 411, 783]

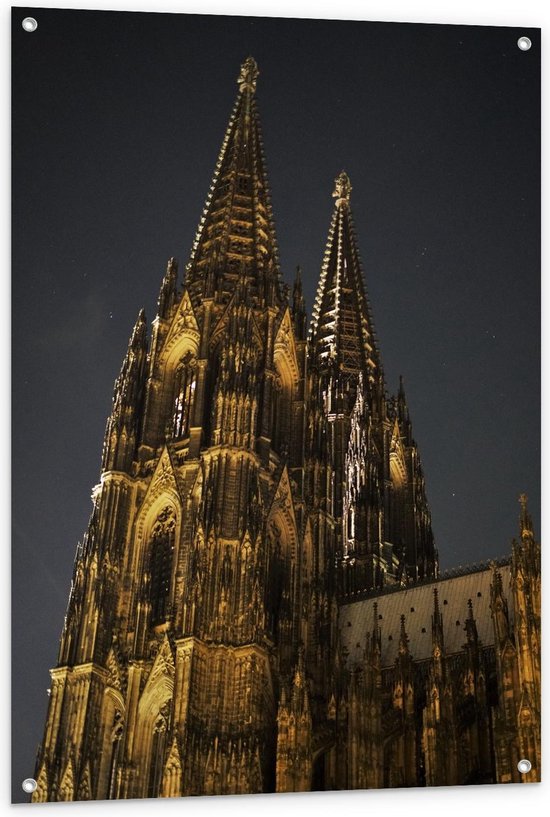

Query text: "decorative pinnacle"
[333, 171, 352, 207]
[130, 309, 146, 343]
[519, 493, 528, 512]
[238, 56, 259, 94]
[519, 492, 533, 539]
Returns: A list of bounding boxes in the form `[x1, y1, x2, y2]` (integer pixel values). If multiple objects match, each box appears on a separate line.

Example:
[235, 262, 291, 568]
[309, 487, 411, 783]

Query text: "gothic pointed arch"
[271, 308, 299, 458]
[147, 506, 178, 629]
[77, 761, 93, 801]
[161, 737, 183, 798]
[105, 645, 124, 694]
[132, 455, 183, 641]
[266, 465, 299, 563]
[265, 465, 300, 658]
[144, 290, 202, 448]
[134, 636, 175, 799]
[97, 685, 125, 800]
[160, 289, 201, 365]
[273, 307, 300, 387]
[208, 290, 264, 354]
[31, 762, 49, 803]
[144, 634, 176, 693]
[169, 350, 198, 441]
[58, 759, 75, 802]
[137, 448, 183, 524]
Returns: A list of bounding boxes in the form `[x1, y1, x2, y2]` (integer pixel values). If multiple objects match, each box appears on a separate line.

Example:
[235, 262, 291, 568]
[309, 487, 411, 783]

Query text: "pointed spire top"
[519, 492, 528, 515]
[519, 492, 534, 540]
[238, 56, 259, 94]
[186, 57, 282, 307]
[396, 373, 412, 430]
[310, 172, 381, 389]
[333, 171, 352, 208]
[292, 643, 306, 689]
[130, 309, 147, 348]
[157, 258, 178, 318]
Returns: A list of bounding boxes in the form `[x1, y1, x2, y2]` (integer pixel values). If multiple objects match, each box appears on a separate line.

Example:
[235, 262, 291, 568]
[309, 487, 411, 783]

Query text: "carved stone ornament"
[333, 171, 352, 207]
[238, 56, 259, 94]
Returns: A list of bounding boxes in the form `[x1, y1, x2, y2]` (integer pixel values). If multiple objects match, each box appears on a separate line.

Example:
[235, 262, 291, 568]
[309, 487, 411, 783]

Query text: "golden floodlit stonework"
[33, 58, 540, 801]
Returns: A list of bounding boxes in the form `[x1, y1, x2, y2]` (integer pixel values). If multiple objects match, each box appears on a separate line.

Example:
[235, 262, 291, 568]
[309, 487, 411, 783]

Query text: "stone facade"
[32, 58, 540, 801]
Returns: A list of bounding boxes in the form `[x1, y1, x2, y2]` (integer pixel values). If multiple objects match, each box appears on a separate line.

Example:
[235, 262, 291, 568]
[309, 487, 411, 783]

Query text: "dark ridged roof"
[340, 558, 512, 668]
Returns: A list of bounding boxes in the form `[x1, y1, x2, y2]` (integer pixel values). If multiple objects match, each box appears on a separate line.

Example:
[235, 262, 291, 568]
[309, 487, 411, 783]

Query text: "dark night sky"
[12, 8, 540, 802]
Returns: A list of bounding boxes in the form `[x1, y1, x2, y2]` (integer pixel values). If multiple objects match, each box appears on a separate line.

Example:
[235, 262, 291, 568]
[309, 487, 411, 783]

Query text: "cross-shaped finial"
[333, 171, 352, 207]
[238, 57, 259, 94]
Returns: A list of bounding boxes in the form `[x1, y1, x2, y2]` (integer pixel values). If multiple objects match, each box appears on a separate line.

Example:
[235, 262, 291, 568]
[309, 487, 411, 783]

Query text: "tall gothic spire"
[309, 171, 380, 388]
[186, 57, 283, 308]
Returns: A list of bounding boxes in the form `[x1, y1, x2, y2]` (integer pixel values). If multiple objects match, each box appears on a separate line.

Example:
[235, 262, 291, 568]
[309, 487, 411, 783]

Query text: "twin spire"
[185, 56, 283, 308]
[309, 169, 380, 390]
[185, 56, 379, 393]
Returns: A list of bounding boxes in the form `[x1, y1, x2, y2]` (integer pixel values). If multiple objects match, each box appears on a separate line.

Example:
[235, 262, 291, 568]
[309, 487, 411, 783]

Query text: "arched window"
[172, 353, 196, 440]
[149, 507, 176, 628]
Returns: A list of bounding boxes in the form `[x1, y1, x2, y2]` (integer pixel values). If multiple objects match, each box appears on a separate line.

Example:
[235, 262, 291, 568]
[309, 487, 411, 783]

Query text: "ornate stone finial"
[333, 171, 352, 207]
[238, 56, 259, 94]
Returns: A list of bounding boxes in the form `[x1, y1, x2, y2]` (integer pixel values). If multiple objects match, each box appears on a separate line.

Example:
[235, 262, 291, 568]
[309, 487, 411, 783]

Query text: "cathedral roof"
[309, 172, 380, 385]
[185, 57, 284, 309]
[339, 559, 512, 668]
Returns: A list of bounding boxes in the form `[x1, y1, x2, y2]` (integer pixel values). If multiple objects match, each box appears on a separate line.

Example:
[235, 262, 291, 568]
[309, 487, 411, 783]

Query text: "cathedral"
[32, 57, 540, 801]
